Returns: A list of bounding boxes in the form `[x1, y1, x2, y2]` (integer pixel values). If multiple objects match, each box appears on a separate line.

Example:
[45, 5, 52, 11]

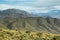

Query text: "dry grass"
[0, 28, 60, 40]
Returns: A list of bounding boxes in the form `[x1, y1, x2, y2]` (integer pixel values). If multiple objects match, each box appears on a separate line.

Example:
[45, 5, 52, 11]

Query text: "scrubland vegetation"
[0, 28, 60, 40]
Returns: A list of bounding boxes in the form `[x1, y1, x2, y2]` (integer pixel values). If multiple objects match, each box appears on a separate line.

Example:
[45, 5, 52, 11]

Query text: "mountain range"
[0, 9, 60, 34]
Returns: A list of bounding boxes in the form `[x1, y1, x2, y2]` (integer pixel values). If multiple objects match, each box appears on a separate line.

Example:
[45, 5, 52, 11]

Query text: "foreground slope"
[0, 28, 60, 40]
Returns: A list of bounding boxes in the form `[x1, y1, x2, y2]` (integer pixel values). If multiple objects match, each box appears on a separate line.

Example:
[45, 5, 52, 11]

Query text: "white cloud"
[0, 4, 34, 11]
[4, 0, 25, 1]
[0, 4, 47, 12]
[53, 5, 60, 10]
[3, 0, 60, 7]
[40, 10, 49, 13]
[1, 4, 60, 13]
[4, 0, 33, 2]
[0, 4, 50, 13]
[0, 4, 13, 10]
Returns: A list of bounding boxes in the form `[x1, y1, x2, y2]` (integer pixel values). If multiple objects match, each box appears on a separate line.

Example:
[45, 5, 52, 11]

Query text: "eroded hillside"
[0, 17, 60, 34]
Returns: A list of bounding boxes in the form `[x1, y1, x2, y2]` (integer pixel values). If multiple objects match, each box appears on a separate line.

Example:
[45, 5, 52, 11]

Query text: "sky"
[0, 0, 60, 13]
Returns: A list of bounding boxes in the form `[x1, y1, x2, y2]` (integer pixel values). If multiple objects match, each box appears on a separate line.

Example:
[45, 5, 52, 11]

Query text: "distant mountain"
[48, 10, 60, 18]
[34, 10, 60, 18]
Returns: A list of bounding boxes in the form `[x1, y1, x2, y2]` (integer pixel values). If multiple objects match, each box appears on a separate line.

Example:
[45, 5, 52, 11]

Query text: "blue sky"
[0, 0, 60, 13]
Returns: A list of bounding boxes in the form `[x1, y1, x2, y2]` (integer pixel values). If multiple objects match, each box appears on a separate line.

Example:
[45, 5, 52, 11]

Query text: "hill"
[0, 17, 60, 34]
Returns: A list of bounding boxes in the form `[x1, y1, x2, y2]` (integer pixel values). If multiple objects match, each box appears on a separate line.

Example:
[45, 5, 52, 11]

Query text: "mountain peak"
[0, 9, 29, 18]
